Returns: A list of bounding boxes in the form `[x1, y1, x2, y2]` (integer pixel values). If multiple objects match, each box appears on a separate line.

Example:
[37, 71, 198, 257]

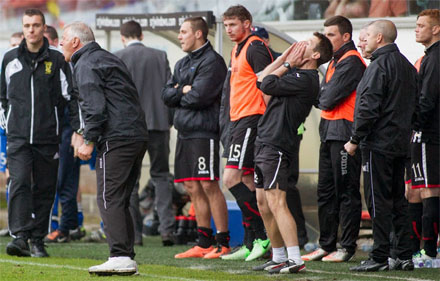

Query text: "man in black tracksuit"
[345, 20, 417, 272]
[1, 9, 80, 258]
[303, 16, 365, 263]
[411, 9, 440, 260]
[61, 22, 148, 275]
[252, 33, 333, 274]
[162, 17, 230, 259]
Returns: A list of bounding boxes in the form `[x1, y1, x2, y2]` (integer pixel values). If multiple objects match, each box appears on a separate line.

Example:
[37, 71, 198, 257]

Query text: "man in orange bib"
[220, 5, 273, 261]
[302, 16, 366, 263]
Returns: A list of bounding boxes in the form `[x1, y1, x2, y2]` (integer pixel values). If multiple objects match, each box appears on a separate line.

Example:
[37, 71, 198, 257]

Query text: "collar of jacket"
[235, 34, 256, 57]
[188, 41, 212, 59]
[371, 43, 399, 61]
[333, 40, 356, 62]
[425, 40, 439, 55]
[18, 37, 50, 63]
[71, 41, 101, 64]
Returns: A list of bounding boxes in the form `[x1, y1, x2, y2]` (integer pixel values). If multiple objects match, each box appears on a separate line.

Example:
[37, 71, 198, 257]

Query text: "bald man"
[345, 20, 417, 271]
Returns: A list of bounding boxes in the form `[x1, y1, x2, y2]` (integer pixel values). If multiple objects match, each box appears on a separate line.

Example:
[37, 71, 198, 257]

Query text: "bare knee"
[406, 186, 421, 203]
[200, 181, 222, 198]
[256, 188, 270, 215]
[223, 168, 243, 188]
[266, 191, 287, 216]
[184, 181, 202, 197]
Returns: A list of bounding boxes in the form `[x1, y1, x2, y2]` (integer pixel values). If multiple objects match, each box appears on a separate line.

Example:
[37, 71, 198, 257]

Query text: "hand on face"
[285, 41, 309, 67]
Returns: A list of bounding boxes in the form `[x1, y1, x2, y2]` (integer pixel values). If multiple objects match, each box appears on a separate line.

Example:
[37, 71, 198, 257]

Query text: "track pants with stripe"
[317, 140, 362, 254]
[7, 139, 59, 240]
[96, 140, 148, 259]
[361, 148, 412, 262]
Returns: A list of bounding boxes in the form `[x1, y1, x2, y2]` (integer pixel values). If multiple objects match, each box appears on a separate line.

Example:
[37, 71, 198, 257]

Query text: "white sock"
[287, 246, 303, 265]
[272, 247, 287, 263]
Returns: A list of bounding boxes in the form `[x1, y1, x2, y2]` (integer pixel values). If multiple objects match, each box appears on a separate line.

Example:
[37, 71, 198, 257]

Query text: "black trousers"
[129, 130, 172, 242]
[361, 148, 412, 262]
[57, 123, 80, 234]
[317, 140, 362, 253]
[96, 140, 147, 258]
[147, 130, 174, 236]
[7, 139, 59, 240]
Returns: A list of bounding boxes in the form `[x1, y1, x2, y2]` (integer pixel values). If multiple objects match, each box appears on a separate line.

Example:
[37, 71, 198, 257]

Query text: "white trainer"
[301, 248, 328, 261]
[88, 256, 138, 276]
[322, 248, 354, 262]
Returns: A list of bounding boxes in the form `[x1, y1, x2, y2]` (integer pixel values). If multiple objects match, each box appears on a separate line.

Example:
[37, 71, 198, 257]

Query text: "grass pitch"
[0, 236, 438, 281]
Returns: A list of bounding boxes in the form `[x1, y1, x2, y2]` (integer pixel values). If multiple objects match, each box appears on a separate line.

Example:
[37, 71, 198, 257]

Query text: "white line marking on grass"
[0, 258, 86, 271]
[1, 258, 434, 281]
[0, 259, 205, 281]
[307, 269, 435, 281]
[188, 265, 214, 270]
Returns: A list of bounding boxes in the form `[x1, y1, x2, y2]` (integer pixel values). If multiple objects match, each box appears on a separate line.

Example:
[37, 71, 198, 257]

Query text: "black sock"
[242, 215, 254, 250]
[422, 197, 439, 257]
[197, 227, 214, 248]
[229, 183, 266, 240]
[408, 202, 423, 254]
[215, 231, 230, 248]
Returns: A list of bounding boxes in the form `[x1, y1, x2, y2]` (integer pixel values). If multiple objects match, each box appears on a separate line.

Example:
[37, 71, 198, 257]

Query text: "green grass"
[0, 236, 438, 281]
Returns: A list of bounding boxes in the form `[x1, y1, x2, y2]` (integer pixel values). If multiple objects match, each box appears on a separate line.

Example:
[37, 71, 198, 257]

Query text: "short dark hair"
[120, 20, 142, 39]
[44, 25, 58, 40]
[184, 17, 209, 41]
[324, 15, 352, 39]
[223, 5, 252, 23]
[23, 8, 45, 25]
[313, 32, 333, 66]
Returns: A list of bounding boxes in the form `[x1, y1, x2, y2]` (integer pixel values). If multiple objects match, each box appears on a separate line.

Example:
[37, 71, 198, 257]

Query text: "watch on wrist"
[349, 135, 360, 145]
[283, 62, 291, 70]
[76, 129, 84, 135]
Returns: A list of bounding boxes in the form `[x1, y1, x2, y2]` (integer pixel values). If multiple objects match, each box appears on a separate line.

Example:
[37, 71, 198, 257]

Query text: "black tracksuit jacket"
[0, 38, 80, 144]
[71, 42, 148, 143]
[162, 42, 226, 140]
[413, 40, 439, 144]
[317, 41, 366, 142]
[257, 69, 320, 155]
[352, 43, 418, 156]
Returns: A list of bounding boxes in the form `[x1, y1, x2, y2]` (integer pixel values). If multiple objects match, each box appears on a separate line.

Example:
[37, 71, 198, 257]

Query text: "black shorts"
[225, 115, 260, 172]
[174, 138, 220, 183]
[411, 141, 440, 189]
[254, 144, 290, 191]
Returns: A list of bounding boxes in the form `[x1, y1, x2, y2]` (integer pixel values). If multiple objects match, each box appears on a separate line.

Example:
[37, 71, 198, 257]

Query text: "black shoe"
[6, 238, 31, 257]
[252, 260, 285, 271]
[389, 258, 414, 271]
[70, 226, 86, 241]
[31, 240, 49, 257]
[350, 259, 388, 272]
[268, 259, 306, 274]
[161, 233, 175, 247]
